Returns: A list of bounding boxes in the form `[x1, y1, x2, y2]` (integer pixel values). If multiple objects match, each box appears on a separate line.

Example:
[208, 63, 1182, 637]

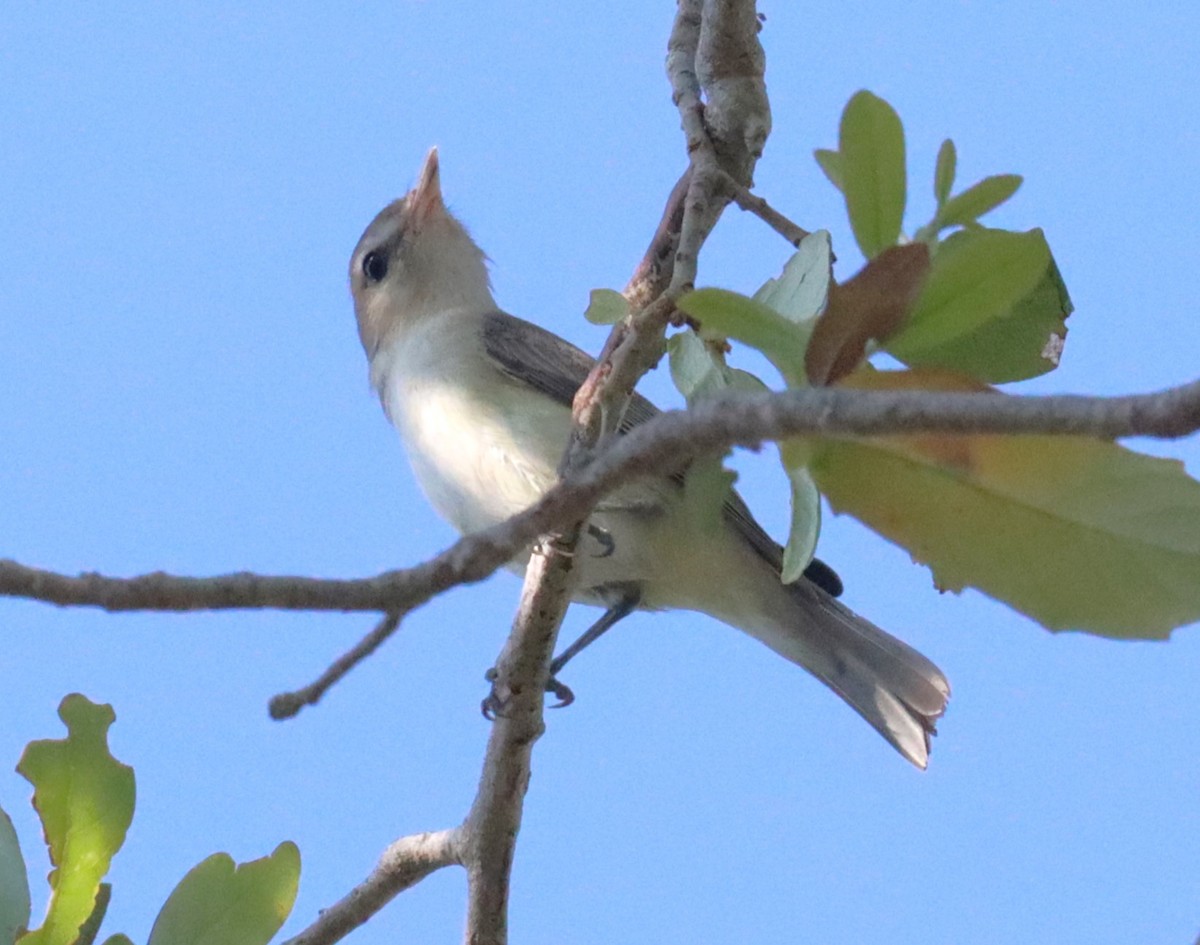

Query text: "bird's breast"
[373, 313, 572, 535]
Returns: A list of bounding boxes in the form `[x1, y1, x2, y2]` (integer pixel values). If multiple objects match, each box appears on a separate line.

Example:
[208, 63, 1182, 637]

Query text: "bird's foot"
[546, 675, 574, 708]
[479, 667, 575, 719]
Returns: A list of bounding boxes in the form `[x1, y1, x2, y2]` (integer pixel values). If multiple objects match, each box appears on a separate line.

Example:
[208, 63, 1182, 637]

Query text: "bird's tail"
[746, 580, 950, 768]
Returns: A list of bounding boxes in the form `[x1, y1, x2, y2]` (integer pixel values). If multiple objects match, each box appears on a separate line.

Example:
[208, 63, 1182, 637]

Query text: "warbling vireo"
[349, 149, 950, 767]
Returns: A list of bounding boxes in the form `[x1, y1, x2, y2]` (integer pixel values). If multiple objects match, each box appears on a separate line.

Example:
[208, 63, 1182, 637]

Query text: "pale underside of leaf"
[753, 230, 832, 328]
[779, 441, 821, 584]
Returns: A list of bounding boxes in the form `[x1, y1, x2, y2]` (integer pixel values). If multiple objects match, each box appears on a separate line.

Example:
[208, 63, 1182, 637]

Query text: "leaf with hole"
[886, 227, 1050, 358]
[894, 244, 1071, 383]
[887, 229, 1068, 382]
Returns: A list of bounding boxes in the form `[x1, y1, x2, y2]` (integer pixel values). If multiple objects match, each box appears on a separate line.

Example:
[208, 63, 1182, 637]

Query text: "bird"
[348, 148, 950, 767]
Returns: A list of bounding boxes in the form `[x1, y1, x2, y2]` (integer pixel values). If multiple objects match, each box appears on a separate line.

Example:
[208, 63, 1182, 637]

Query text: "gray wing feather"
[480, 310, 805, 582]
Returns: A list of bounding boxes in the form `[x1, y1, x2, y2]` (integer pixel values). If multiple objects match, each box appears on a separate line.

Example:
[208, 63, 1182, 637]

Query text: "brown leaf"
[805, 242, 931, 386]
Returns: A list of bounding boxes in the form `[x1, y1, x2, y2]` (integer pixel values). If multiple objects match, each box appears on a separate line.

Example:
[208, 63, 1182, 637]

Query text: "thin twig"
[269, 611, 404, 719]
[722, 170, 811, 246]
[281, 829, 463, 945]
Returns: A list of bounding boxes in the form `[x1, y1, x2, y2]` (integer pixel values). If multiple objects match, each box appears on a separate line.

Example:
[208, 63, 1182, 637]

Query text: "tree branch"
[460, 535, 580, 945]
[6, 376, 1200, 619]
[697, 0, 771, 180]
[452, 7, 774, 940]
[280, 828, 463, 945]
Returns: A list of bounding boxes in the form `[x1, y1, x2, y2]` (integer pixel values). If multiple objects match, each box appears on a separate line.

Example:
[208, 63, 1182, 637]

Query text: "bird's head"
[350, 148, 494, 358]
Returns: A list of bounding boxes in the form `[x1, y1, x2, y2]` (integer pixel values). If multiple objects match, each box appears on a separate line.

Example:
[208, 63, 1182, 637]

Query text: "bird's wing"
[480, 310, 842, 596]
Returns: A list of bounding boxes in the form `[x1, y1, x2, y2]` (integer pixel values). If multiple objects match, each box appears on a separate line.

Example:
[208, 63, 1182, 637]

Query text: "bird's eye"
[362, 251, 388, 283]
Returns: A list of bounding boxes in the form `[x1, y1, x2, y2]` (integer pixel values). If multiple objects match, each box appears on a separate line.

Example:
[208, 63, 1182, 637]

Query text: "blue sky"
[2, 3, 1198, 943]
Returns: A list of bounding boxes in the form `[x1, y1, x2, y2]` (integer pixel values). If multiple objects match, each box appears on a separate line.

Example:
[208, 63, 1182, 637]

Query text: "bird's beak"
[409, 147, 444, 221]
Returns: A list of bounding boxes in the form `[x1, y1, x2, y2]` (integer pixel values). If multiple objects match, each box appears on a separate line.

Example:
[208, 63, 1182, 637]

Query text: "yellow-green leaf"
[838, 90, 906, 258]
[934, 139, 956, 206]
[886, 228, 1050, 358]
[147, 842, 300, 945]
[813, 149, 844, 192]
[583, 288, 628, 325]
[17, 695, 135, 945]
[678, 289, 808, 387]
[935, 174, 1023, 229]
[1, 808, 31, 944]
[811, 369, 1200, 638]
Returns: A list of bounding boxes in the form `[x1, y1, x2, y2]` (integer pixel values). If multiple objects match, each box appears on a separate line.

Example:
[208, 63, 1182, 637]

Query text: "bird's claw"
[546, 675, 575, 709]
[480, 666, 576, 717]
[480, 667, 507, 720]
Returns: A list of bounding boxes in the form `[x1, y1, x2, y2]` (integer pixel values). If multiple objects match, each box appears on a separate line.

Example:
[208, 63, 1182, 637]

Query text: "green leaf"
[17, 695, 135, 945]
[752, 230, 832, 329]
[934, 138, 956, 206]
[1, 808, 31, 945]
[838, 90, 906, 258]
[583, 288, 628, 325]
[895, 246, 1072, 383]
[147, 842, 300, 945]
[677, 289, 809, 388]
[886, 227, 1050, 359]
[681, 459, 739, 535]
[813, 149, 844, 192]
[778, 441, 822, 584]
[935, 174, 1023, 229]
[100, 936, 135, 945]
[813, 369, 1200, 638]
